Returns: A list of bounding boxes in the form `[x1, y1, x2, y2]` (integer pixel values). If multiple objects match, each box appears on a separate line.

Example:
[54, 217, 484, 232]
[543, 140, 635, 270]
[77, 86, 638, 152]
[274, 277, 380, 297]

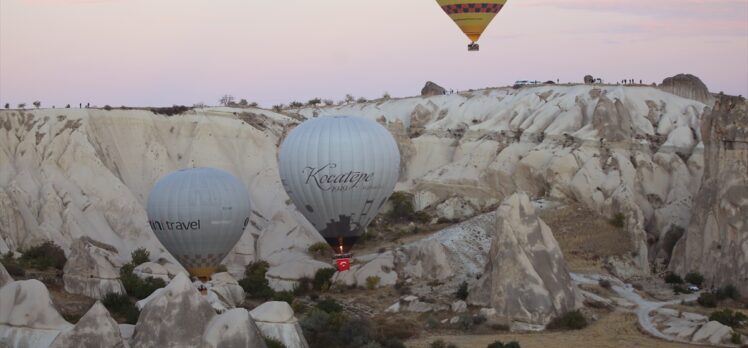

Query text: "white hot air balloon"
[278, 116, 400, 271]
[147, 167, 251, 280]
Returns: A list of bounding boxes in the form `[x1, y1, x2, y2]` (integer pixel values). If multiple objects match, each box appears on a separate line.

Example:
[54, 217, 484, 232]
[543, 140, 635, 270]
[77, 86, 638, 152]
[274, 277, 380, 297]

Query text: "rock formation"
[467, 193, 578, 325]
[133, 262, 171, 282]
[49, 302, 128, 348]
[208, 272, 245, 308]
[130, 273, 215, 348]
[332, 252, 397, 288]
[63, 236, 125, 299]
[250, 301, 308, 348]
[670, 95, 748, 291]
[659, 74, 713, 105]
[421, 81, 447, 97]
[203, 308, 267, 348]
[0, 263, 11, 288]
[266, 259, 333, 291]
[0, 280, 72, 348]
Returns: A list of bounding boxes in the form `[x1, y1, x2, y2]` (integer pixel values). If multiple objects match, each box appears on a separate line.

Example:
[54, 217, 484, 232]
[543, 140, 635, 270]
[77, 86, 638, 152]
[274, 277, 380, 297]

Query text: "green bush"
[546, 310, 587, 330]
[308, 242, 331, 258]
[731, 332, 742, 345]
[264, 336, 287, 348]
[430, 340, 447, 348]
[664, 273, 684, 284]
[366, 276, 380, 290]
[455, 281, 469, 300]
[102, 292, 140, 324]
[20, 241, 67, 270]
[130, 248, 150, 267]
[294, 277, 312, 296]
[272, 291, 295, 304]
[388, 192, 415, 221]
[119, 262, 166, 299]
[313, 268, 336, 291]
[709, 309, 747, 328]
[608, 213, 625, 228]
[684, 272, 704, 287]
[487, 341, 521, 348]
[316, 298, 342, 313]
[239, 260, 275, 299]
[673, 284, 689, 295]
[716, 285, 741, 301]
[598, 279, 612, 289]
[697, 292, 718, 308]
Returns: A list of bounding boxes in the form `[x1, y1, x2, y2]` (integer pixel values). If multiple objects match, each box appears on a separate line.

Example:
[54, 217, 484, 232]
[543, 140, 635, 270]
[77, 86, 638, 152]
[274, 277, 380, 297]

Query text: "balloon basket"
[333, 253, 352, 272]
[468, 43, 479, 51]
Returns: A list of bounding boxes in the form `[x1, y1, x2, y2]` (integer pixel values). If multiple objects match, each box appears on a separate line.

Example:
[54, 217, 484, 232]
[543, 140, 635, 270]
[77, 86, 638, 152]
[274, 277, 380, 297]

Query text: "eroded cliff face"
[0, 85, 710, 277]
[670, 96, 748, 291]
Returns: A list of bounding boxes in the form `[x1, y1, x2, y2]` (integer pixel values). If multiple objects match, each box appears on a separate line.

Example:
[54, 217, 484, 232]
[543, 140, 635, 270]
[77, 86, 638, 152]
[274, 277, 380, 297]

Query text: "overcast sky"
[1, 0, 746, 107]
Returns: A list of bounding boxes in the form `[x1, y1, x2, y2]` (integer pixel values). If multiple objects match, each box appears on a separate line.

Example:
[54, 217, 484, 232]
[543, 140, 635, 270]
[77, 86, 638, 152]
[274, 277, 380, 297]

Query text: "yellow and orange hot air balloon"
[436, 0, 508, 51]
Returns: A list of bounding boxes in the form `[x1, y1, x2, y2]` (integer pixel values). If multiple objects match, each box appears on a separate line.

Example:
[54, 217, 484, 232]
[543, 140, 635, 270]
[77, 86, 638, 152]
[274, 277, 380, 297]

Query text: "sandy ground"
[405, 312, 709, 348]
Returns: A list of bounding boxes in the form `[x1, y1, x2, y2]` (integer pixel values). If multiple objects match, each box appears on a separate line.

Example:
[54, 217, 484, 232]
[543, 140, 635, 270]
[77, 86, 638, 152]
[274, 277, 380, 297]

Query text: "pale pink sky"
[1, 0, 747, 107]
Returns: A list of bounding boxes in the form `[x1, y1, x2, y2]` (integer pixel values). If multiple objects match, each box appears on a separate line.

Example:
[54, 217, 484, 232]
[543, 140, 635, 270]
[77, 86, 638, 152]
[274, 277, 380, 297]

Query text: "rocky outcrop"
[250, 301, 308, 348]
[467, 193, 578, 325]
[266, 259, 333, 291]
[0, 263, 11, 287]
[63, 237, 125, 299]
[659, 74, 713, 105]
[133, 262, 171, 282]
[0, 280, 72, 348]
[691, 321, 734, 345]
[670, 95, 748, 291]
[332, 252, 397, 288]
[204, 308, 267, 348]
[421, 81, 447, 97]
[49, 301, 128, 348]
[131, 273, 215, 348]
[208, 272, 245, 308]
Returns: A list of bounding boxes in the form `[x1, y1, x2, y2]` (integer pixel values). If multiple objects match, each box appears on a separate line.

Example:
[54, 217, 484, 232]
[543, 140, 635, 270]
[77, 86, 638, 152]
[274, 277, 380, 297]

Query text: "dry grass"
[405, 312, 709, 348]
[540, 204, 633, 273]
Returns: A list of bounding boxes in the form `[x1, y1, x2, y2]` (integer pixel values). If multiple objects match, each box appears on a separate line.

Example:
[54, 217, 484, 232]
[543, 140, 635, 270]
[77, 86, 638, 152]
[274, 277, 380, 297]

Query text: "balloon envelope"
[436, 0, 508, 42]
[146, 167, 251, 278]
[278, 116, 400, 255]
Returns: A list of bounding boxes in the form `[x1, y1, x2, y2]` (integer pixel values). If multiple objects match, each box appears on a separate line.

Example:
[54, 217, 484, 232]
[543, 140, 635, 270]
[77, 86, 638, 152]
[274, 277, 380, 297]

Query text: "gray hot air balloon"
[146, 167, 251, 280]
[278, 116, 400, 270]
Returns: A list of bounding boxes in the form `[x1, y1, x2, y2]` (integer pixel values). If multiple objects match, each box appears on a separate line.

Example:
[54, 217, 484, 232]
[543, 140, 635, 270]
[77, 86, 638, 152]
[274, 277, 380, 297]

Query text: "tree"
[65, 104, 71, 108]
[249, 102, 258, 107]
[219, 95, 235, 106]
[238, 99, 248, 106]
[382, 92, 391, 100]
[356, 97, 368, 103]
[33, 101, 41, 108]
[685, 272, 704, 287]
[4, 103, 8, 109]
[344, 94, 355, 103]
[307, 98, 321, 106]
[18, 103, 26, 109]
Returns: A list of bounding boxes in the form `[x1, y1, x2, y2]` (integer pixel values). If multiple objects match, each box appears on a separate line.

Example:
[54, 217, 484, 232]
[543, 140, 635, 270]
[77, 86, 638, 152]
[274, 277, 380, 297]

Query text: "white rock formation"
[132, 262, 171, 282]
[208, 272, 245, 308]
[63, 236, 126, 299]
[0, 263, 12, 288]
[266, 260, 333, 291]
[250, 301, 308, 348]
[467, 193, 579, 325]
[49, 301, 128, 348]
[691, 321, 734, 345]
[0, 280, 72, 348]
[203, 308, 267, 348]
[332, 252, 397, 288]
[670, 95, 748, 291]
[131, 273, 215, 348]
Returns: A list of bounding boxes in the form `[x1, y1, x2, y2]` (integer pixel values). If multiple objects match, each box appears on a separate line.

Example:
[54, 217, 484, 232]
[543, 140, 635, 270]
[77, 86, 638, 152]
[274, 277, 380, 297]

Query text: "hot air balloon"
[436, 0, 508, 51]
[147, 167, 251, 281]
[278, 116, 400, 271]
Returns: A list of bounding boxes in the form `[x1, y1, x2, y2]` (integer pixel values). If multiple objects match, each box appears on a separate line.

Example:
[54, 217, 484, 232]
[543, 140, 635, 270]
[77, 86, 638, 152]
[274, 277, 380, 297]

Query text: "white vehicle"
[687, 285, 700, 292]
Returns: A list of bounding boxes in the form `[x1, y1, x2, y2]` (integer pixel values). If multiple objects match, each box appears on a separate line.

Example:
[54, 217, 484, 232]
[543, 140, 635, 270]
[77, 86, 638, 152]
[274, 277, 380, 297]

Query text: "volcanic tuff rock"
[0, 280, 72, 348]
[48, 301, 128, 348]
[130, 273, 215, 348]
[203, 308, 267, 348]
[332, 252, 398, 288]
[467, 193, 578, 325]
[207, 272, 245, 308]
[63, 236, 126, 299]
[250, 301, 309, 348]
[0, 263, 11, 287]
[670, 95, 748, 291]
[659, 74, 713, 105]
[421, 81, 447, 97]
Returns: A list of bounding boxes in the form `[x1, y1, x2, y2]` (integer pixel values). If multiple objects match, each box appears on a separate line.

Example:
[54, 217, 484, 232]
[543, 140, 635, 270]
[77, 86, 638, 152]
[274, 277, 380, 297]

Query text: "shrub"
[20, 241, 67, 270]
[665, 273, 684, 284]
[316, 298, 342, 313]
[389, 192, 415, 221]
[366, 276, 380, 290]
[18, 103, 26, 109]
[731, 332, 742, 345]
[546, 310, 587, 330]
[709, 309, 747, 328]
[33, 101, 41, 108]
[356, 97, 368, 103]
[716, 285, 741, 301]
[598, 279, 612, 289]
[289, 101, 304, 108]
[264, 336, 287, 348]
[684, 272, 704, 287]
[215, 264, 228, 273]
[311, 268, 336, 291]
[308, 242, 331, 257]
[294, 277, 312, 296]
[608, 213, 625, 228]
[239, 260, 275, 299]
[149, 105, 191, 116]
[487, 341, 521, 348]
[272, 104, 285, 112]
[430, 339, 447, 348]
[102, 292, 140, 324]
[307, 98, 321, 106]
[697, 292, 718, 308]
[103, 105, 112, 111]
[272, 291, 295, 304]
[130, 248, 150, 266]
[323, 99, 334, 106]
[673, 284, 688, 295]
[455, 281, 469, 300]
[3, 103, 8, 109]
